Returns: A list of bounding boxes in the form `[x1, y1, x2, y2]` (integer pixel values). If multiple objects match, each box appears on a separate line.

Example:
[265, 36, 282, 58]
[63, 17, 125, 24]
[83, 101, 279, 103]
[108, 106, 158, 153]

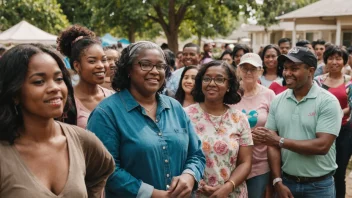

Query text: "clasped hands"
[152, 173, 194, 198]
[251, 127, 281, 146]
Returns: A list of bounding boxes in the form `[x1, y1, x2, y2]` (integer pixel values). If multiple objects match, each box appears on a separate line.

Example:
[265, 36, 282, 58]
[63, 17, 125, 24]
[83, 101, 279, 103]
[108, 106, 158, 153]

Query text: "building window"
[306, 33, 314, 42]
[343, 32, 352, 47]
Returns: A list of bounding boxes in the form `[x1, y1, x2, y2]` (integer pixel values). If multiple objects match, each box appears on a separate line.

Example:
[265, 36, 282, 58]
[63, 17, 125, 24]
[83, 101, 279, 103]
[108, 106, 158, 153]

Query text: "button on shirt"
[265, 82, 342, 177]
[87, 89, 205, 198]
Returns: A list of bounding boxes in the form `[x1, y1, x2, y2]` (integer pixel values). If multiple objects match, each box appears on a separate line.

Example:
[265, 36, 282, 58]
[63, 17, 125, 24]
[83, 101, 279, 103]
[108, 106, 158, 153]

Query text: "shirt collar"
[286, 81, 319, 101]
[118, 89, 170, 112]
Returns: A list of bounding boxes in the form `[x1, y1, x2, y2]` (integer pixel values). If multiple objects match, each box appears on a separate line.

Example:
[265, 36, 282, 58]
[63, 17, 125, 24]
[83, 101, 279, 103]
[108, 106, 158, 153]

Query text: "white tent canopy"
[0, 20, 57, 45]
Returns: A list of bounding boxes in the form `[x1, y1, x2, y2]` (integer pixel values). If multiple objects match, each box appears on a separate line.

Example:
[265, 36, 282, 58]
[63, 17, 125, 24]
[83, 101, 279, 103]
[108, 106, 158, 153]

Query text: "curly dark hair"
[112, 41, 171, 93]
[323, 45, 349, 65]
[175, 66, 198, 105]
[56, 24, 100, 72]
[261, 44, 283, 78]
[0, 44, 76, 144]
[192, 60, 241, 104]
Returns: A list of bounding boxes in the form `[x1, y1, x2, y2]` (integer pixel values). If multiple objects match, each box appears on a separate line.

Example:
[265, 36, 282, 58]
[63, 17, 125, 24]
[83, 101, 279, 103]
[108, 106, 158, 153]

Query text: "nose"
[149, 65, 160, 74]
[97, 60, 105, 69]
[47, 80, 62, 93]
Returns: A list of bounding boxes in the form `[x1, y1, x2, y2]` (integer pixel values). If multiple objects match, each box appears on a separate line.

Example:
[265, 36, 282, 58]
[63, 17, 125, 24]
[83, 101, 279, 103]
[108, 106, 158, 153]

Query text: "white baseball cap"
[238, 53, 263, 67]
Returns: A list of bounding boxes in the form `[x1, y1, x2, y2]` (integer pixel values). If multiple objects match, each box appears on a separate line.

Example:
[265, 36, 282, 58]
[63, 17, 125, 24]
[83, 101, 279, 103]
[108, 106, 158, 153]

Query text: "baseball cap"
[278, 46, 317, 68]
[238, 53, 262, 67]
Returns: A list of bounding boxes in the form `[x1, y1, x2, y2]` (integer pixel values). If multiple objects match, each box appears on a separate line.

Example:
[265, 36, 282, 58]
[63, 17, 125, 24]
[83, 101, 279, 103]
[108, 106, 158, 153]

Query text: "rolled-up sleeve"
[182, 113, 206, 189]
[87, 107, 154, 198]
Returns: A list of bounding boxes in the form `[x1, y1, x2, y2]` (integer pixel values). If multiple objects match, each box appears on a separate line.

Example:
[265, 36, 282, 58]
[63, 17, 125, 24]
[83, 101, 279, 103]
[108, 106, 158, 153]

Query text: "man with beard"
[253, 47, 342, 198]
[166, 43, 201, 96]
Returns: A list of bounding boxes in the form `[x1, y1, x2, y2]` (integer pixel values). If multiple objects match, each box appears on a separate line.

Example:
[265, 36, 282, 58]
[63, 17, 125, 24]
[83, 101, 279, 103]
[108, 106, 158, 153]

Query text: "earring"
[128, 74, 131, 78]
[227, 89, 230, 92]
[14, 104, 18, 115]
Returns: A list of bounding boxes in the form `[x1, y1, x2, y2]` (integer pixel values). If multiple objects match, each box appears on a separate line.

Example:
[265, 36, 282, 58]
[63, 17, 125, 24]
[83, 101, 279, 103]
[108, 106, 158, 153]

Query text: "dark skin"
[128, 49, 195, 198]
[197, 66, 253, 198]
[15, 53, 69, 196]
[252, 60, 337, 198]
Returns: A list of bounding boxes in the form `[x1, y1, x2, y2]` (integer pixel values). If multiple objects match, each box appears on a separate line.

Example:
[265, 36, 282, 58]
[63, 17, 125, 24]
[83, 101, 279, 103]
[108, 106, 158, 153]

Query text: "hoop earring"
[14, 105, 18, 115]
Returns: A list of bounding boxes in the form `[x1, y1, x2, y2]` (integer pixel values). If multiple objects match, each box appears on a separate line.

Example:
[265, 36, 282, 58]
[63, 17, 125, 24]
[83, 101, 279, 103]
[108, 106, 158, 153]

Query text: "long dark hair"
[261, 44, 283, 78]
[192, 60, 242, 104]
[175, 66, 198, 105]
[0, 44, 76, 144]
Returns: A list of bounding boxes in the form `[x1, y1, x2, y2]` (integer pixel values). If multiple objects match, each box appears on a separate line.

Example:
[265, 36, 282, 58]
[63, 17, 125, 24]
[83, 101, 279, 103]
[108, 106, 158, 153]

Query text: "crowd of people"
[0, 24, 352, 198]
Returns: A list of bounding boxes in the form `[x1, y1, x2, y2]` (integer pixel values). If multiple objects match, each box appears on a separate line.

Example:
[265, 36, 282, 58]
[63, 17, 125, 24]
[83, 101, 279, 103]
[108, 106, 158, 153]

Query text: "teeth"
[94, 72, 105, 76]
[47, 98, 61, 105]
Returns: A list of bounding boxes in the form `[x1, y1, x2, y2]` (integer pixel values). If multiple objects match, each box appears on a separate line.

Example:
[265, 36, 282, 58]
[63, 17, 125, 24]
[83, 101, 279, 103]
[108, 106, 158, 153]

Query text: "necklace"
[141, 102, 157, 112]
[203, 107, 227, 133]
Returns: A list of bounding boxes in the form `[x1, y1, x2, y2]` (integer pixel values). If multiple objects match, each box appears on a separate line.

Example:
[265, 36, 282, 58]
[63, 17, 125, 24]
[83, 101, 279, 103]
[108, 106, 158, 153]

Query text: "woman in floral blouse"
[185, 60, 253, 198]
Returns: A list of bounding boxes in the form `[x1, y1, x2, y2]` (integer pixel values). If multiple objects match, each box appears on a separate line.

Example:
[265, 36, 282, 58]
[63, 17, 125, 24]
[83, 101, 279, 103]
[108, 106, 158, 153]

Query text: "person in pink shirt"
[233, 53, 275, 198]
[57, 25, 114, 129]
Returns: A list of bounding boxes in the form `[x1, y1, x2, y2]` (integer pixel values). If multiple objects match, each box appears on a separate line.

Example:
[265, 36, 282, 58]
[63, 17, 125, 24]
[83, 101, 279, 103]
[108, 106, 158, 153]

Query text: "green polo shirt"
[265, 82, 342, 177]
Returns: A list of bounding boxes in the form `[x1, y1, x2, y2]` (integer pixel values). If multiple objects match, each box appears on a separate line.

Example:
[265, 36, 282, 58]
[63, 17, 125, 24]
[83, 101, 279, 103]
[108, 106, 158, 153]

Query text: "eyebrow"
[29, 71, 62, 79]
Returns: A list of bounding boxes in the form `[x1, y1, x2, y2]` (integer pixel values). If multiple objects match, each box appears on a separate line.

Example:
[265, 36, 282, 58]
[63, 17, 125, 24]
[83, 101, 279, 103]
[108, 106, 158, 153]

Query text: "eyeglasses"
[239, 66, 260, 73]
[138, 60, 167, 71]
[202, 76, 227, 85]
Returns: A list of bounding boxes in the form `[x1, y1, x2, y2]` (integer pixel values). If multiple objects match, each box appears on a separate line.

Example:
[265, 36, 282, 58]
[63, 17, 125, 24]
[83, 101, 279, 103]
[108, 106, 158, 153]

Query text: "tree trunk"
[166, 30, 179, 53]
[128, 24, 136, 43]
[197, 32, 202, 47]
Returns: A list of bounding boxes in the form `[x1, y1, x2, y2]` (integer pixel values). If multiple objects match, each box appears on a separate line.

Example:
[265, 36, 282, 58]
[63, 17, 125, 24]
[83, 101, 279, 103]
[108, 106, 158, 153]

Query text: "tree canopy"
[0, 0, 69, 34]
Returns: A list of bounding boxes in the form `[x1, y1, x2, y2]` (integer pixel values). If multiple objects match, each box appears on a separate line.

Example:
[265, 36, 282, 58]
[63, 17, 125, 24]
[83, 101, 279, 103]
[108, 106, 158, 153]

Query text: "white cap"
[238, 53, 262, 67]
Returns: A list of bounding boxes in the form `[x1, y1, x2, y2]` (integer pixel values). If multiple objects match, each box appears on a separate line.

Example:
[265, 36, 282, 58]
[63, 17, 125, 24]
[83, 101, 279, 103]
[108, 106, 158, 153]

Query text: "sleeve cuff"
[137, 182, 154, 198]
[182, 169, 199, 191]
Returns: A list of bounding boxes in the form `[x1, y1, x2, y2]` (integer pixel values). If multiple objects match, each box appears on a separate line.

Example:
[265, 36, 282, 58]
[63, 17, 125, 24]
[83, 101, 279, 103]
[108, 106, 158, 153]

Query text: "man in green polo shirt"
[253, 47, 342, 197]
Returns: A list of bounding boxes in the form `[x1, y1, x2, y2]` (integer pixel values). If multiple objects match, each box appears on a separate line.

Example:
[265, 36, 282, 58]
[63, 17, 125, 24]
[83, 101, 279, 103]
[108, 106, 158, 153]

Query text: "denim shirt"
[166, 67, 185, 94]
[87, 89, 205, 198]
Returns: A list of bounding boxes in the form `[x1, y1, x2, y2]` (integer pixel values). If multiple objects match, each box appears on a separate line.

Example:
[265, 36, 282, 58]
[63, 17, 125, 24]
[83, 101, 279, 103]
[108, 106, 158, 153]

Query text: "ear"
[73, 61, 80, 73]
[308, 67, 316, 77]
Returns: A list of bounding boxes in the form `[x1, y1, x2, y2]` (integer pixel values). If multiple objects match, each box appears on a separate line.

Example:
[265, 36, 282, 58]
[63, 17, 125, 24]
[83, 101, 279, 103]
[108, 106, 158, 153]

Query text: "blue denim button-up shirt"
[87, 89, 205, 198]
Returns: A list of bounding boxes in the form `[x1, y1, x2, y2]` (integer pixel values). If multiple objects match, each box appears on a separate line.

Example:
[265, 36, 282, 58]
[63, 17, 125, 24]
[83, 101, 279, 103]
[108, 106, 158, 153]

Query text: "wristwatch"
[273, 178, 283, 186]
[279, 137, 285, 147]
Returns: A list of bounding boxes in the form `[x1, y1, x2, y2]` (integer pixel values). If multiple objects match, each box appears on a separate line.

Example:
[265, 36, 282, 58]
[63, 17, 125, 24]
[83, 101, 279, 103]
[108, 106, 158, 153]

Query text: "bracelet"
[226, 180, 236, 191]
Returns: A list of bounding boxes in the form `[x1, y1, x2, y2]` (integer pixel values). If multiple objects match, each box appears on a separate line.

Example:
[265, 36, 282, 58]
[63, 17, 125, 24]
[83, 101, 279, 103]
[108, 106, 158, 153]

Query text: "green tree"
[57, 0, 93, 28]
[0, 0, 69, 34]
[90, 0, 247, 53]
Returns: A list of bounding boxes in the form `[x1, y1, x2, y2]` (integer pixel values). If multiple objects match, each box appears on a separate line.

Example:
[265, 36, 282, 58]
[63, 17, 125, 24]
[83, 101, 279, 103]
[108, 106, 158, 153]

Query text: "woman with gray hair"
[87, 41, 206, 198]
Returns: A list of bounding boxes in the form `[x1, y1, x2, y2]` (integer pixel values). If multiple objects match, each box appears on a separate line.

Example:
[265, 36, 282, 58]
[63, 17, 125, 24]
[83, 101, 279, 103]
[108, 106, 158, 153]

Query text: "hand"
[198, 180, 221, 197]
[252, 127, 281, 146]
[275, 182, 294, 198]
[168, 174, 195, 198]
[151, 189, 170, 198]
[209, 182, 233, 198]
[251, 128, 263, 145]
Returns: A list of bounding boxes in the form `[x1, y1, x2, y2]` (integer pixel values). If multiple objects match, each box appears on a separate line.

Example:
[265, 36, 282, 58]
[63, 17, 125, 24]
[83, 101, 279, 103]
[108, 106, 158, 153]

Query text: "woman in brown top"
[0, 44, 115, 198]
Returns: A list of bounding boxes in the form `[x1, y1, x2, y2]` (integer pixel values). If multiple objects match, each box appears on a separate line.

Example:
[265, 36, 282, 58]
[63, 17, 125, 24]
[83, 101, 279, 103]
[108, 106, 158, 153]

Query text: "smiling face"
[264, 48, 279, 70]
[202, 66, 229, 102]
[326, 53, 344, 74]
[129, 49, 166, 96]
[181, 68, 198, 95]
[182, 47, 200, 66]
[74, 44, 107, 84]
[283, 60, 314, 91]
[19, 53, 68, 120]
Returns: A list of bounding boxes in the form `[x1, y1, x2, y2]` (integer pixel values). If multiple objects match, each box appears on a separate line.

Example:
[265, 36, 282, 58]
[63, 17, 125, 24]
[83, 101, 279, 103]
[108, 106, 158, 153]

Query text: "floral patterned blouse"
[185, 103, 253, 198]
